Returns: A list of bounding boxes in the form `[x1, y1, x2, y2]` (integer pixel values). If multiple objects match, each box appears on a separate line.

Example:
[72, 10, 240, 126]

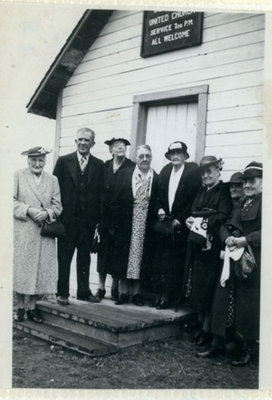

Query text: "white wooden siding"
[58, 10, 264, 174]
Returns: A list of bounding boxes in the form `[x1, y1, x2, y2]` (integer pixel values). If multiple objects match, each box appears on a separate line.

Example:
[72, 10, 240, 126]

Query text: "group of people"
[13, 127, 262, 366]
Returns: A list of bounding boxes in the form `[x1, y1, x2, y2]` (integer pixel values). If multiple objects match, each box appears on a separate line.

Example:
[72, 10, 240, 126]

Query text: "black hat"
[165, 141, 189, 160]
[21, 146, 51, 156]
[104, 137, 130, 146]
[199, 155, 223, 170]
[229, 172, 244, 184]
[242, 161, 263, 179]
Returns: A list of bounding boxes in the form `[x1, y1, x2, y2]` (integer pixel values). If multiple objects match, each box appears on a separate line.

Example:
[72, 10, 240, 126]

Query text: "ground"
[12, 328, 258, 389]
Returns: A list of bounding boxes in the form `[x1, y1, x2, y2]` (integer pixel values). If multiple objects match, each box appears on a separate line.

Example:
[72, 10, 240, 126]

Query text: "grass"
[12, 328, 258, 389]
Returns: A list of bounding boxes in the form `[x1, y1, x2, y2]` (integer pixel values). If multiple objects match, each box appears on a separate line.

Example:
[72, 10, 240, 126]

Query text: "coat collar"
[24, 168, 48, 207]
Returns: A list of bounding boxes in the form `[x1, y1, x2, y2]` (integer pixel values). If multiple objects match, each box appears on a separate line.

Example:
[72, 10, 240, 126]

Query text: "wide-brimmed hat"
[242, 161, 263, 179]
[229, 172, 244, 184]
[165, 141, 189, 160]
[104, 137, 130, 146]
[199, 155, 223, 170]
[21, 147, 51, 156]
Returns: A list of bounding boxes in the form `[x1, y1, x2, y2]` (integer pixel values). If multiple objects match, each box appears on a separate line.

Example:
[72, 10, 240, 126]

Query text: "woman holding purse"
[13, 147, 63, 323]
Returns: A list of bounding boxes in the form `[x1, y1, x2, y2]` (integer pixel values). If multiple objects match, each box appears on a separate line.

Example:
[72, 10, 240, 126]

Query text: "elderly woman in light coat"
[14, 147, 62, 323]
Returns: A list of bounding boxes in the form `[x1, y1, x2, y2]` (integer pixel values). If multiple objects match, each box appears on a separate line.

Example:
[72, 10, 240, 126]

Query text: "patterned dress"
[127, 177, 151, 280]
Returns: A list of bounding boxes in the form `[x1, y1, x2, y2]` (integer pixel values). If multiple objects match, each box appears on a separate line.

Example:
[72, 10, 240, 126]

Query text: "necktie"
[80, 156, 88, 173]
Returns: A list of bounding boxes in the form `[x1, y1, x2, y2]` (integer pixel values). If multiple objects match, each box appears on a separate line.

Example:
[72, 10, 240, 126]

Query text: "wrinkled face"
[111, 141, 126, 158]
[169, 150, 186, 167]
[28, 155, 46, 176]
[136, 148, 152, 172]
[75, 130, 95, 155]
[243, 177, 262, 197]
[230, 182, 244, 200]
[201, 165, 220, 188]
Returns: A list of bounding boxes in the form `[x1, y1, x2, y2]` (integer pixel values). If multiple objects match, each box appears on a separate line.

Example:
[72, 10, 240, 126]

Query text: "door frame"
[129, 85, 209, 164]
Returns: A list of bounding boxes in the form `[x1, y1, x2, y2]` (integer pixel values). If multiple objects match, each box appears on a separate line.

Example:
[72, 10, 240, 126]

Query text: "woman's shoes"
[95, 288, 106, 300]
[195, 330, 213, 347]
[111, 288, 119, 301]
[115, 294, 129, 305]
[26, 309, 43, 323]
[14, 308, 25, 322]
[231, 352, 251, 366]
[132, 294, 144, 307]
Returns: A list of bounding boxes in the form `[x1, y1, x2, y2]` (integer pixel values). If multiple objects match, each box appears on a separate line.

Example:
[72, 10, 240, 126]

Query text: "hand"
[172, 219, 181, 228]
[233, 236, 247, 248]
[158, 208, 166, 221]
[33, 210, 48, 224]
[225, 236, 236, 247]
[185, 216, 194, 230]
[27, 207, 41, 220]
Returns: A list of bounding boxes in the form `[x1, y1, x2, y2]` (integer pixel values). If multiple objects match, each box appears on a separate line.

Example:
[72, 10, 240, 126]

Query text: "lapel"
[87, 154, 96, 185]
[24, 169, 48, 207]
[67, 152, 79, 187]
[171, 163, 191, 208]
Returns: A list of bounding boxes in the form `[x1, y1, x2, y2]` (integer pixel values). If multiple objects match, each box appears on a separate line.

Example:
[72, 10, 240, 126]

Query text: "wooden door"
[145, 102, 198, 174]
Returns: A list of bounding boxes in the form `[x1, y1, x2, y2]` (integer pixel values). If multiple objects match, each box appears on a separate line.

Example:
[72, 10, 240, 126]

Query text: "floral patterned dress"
[127, 176, 151, 280]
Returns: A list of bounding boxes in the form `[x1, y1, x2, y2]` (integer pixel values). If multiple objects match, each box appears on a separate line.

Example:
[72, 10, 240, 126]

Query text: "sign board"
[141, 11, 203, 58]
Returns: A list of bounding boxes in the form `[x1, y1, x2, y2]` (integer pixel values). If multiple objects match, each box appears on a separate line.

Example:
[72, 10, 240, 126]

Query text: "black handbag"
[40, 219, 66, 239]
[234, 245, 256, 280]
[153, 216, 173, 236]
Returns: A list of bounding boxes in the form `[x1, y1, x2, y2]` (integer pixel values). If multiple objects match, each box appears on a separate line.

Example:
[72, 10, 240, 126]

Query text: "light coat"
[13, 168, 63, 295]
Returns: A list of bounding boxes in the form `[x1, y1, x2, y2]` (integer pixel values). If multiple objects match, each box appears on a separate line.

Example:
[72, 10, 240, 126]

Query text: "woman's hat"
[104, 137, 130, 146]
[199, 155, 223, 170]
[165, 141, 189, 160]
[21, 147, 51, 156]
[229, 172, 244, 184]
[242, 161, 263, 179]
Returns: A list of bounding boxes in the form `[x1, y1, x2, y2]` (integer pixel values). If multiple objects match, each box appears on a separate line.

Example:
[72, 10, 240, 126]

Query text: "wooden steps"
[14, 298, 196, 356]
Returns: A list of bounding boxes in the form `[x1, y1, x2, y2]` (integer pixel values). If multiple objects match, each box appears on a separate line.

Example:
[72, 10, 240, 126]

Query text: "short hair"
[136, 144, 152, 155]
[76, 128, 95, 140]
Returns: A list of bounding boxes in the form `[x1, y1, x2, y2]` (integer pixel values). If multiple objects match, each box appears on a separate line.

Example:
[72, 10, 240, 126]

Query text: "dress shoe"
[111, 288, 119, 301]
[231, 353, 251, 366]
[149, 298, 161, 307]
[57, 296, 69, 306]
[115, 294, 129, 305]
[156, 300, 170, 309]
[77, 294, 100, 303]
[132, 294, 144, 307]
[197, 346, 224, 358]
[14, 308, 25, 322]
[95, 288, 106, 300]
[195, 331, 213, 347]
[27, 309, 43, 323]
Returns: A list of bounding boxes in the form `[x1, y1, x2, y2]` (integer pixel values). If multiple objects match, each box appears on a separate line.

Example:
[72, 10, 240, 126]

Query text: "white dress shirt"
[168, 164, 185, 213]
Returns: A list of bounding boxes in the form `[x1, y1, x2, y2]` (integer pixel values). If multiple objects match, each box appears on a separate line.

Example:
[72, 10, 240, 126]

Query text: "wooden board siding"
[57, 10, 264, 178]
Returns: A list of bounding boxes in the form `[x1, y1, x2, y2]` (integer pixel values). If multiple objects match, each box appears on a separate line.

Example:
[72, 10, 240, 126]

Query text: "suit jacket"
[53, 151, 104, 233]
[109, 167, 160, 278]
[158, 162, 202, 235]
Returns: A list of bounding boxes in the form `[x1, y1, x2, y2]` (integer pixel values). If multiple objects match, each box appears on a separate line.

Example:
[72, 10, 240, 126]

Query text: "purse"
[153, 216, 173, 236]
[234, 245, 256, 280]
[40, 219, 66, 239]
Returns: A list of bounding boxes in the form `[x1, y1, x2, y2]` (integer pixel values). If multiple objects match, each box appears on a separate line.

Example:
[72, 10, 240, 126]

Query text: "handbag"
[40, 219, 66, 239]
[153, 216, 173, 236]
[234, 244, 256, 280]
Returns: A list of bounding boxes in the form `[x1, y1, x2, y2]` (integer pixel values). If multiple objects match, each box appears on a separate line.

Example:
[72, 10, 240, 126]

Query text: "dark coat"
[53, 151, 104, 235]
[97, 157, 135, 275]
[211, 193, 262, 340]
[109, 167, 160, 279]
[152, 162, 202, 296]
[184, 181, 233, 312]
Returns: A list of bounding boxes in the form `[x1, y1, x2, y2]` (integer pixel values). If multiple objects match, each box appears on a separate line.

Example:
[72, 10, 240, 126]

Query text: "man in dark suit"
[53, 128, 104, 305]
[154, 141, 202, 309]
